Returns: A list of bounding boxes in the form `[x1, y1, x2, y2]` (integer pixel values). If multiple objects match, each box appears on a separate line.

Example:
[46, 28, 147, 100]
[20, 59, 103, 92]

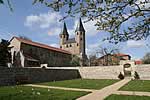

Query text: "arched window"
[66, 45, 68, 48]
[77, 43, 79, 46]
[70, 44, 72, 47]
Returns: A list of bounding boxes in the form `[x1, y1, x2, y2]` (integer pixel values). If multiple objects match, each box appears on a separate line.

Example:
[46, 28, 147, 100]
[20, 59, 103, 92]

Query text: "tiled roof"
[11, 37, 71, 54]
[114, 53, 130, 57]
[64, 38, 76, 44]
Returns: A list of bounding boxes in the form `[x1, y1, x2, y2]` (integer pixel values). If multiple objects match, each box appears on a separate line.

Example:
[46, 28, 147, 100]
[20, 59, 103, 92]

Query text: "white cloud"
[127, 40, 145, 48]
[25, 11, 63, 36]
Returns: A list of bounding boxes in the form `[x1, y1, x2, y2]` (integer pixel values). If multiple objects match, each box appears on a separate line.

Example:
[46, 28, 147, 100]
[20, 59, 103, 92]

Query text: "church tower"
[75, 18, 87, 60]
[59, 22, 69, 47]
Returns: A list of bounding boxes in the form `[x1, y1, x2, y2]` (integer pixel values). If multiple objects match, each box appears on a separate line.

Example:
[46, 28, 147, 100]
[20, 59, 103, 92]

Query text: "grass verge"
[39, 79, 119, 89]
[0, 85, 89, 100]
[119, 80, 150, 92]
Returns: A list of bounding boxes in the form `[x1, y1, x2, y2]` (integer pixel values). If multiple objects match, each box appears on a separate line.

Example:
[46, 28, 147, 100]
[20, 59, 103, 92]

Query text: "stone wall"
[135, 64, 150, 80]
[0, 67, 81, 86]
[79, 66, 123, 79]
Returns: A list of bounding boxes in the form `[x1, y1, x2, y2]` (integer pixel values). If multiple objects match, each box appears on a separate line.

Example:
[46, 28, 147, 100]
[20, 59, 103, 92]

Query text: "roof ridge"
[13, 36, 71, 54]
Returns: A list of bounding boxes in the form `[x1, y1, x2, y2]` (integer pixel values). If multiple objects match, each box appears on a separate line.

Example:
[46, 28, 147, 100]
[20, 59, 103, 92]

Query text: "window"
[66, 45, 68, 48]
[77, 32, 78, 35]
[70, 44, 72, 47]
[77, 43, 79, 46]
[80, 37, 82, 40]
[60, 46, 62, 48]
[80, 32, 82, 35]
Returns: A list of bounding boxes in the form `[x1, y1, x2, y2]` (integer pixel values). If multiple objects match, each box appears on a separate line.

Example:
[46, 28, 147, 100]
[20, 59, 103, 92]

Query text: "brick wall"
[0, 67, 81, 86]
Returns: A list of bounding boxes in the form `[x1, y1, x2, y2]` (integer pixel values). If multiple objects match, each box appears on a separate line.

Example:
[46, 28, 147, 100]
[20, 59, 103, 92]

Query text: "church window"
[66, 45, 68, 48]
[80, 32, 82, 35]
[60, 46, 62, 48]
[70, 44, 72, 47]
[77, 32, 78, 35]
[80, 37, 82, 40]
[77, 43, 79, 46]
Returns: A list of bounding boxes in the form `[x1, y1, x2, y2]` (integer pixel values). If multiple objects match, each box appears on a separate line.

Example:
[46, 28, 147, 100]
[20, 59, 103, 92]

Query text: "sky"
[0, 0, 149, 60]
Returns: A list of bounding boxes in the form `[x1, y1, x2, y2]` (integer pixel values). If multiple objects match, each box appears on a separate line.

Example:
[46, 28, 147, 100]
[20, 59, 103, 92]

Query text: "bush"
[118, 72, 124, 80]
[134, 71, 140, 79]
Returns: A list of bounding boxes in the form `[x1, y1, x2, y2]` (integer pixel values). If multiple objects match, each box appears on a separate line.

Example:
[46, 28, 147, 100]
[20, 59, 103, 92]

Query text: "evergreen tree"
[0, 39, 11, 66]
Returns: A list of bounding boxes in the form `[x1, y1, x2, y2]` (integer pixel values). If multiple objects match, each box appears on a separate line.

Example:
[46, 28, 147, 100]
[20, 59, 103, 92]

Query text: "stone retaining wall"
[79, 66, 123, 79]
[135, 64, 150, 80]
[0, 67, 81, 86]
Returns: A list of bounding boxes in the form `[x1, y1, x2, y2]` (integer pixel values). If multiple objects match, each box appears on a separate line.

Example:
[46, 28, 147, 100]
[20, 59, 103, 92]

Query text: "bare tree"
[96, 45, 120, 66]
[142, 52, 150, 64]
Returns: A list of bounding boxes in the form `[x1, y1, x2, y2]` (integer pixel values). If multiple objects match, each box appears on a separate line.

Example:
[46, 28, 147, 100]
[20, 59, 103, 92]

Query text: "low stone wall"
[79, 66, 123, 79]
[135, 64, 150, 80]
[0, 67, 81, 86]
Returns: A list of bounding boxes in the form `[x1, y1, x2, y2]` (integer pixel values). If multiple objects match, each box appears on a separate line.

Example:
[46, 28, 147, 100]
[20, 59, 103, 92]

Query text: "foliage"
[119, 80, 150, 92]
[39, 79, 119, 89]
[118, 72, 124, 80]
[134, 71, 140, 79]
[0, 86, 88, 100]
[105, 94, 150, 100]
[0, 39, 11, 66]
[33, 0, 150, 43]
[70, 55, 80, 66]
[142, 52, 150, 64]
[0, 0, 13, 11]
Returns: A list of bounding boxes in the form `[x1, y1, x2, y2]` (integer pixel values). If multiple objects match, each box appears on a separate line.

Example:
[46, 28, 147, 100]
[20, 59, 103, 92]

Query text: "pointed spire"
[75, 18, 85, 32]
[61, 22, 69, 35]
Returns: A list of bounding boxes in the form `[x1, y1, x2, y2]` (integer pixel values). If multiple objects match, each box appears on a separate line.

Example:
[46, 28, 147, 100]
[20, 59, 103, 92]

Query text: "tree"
[70, 55, 80, 66]
[0, 39, 11, 66]
[142, 52, 150, 64]
[34, 0, 150, 43]
[0, 0, 13, 11]
[96, 45, 120, 66]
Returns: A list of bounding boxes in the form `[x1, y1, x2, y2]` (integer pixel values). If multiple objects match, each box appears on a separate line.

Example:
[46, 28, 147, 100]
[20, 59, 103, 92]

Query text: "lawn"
[105, 94, 150, 100]
[0, 86, 89, 100]
[119, 80, 150, 92]
[39, 79, 119, 89]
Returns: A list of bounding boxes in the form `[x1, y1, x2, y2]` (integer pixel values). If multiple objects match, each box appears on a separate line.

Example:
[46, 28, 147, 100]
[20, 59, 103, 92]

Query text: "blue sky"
[0, 0, 149, 60]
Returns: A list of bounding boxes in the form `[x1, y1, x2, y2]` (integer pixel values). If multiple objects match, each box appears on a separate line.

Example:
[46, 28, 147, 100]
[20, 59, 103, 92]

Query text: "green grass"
[105, 94, 150, 100]
[0, 86, 89, 100]
[119, 80, 150, 92]
[39, 79, 119, 89]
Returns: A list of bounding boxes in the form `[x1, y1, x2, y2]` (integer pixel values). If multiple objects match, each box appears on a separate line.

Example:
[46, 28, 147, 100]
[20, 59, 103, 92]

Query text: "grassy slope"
[105, 94, 150, 100]
[39, 79, 119, 89]
[119, 80, 150, 92]
[0, 86, 89, 100]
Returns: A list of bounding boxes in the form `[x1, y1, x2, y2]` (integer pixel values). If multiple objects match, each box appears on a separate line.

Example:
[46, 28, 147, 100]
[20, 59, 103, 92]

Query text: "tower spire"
[62, 22, 69, 35]
[75, 18, 85, 32]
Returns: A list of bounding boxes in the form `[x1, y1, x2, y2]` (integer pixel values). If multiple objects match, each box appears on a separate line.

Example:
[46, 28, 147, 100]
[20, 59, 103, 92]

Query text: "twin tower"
[59, 18, 87, 64]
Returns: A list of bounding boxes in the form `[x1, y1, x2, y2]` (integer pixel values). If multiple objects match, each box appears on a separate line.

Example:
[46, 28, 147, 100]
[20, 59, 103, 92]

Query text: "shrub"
[134, 71, 140, 79]
[118, 72, 124, 80]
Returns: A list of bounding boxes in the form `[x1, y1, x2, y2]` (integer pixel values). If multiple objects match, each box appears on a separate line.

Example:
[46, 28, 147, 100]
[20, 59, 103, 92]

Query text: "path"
[24, 79, 150, 100]
[25, 84, 95, 92]
[77, 79, 131, 100]
[114, 91, 150, 97]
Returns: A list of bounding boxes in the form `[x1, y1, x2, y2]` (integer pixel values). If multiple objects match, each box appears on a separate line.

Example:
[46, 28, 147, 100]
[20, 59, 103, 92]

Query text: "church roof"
[75, 18, 85, 32]
[10, 37, 71, 54]
[61, 22, 69, 35]
[64, 38, 76, 44]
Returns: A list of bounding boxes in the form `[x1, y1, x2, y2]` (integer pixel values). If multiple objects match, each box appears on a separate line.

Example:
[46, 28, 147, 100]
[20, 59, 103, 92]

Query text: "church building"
[59, 18, 88, 65]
